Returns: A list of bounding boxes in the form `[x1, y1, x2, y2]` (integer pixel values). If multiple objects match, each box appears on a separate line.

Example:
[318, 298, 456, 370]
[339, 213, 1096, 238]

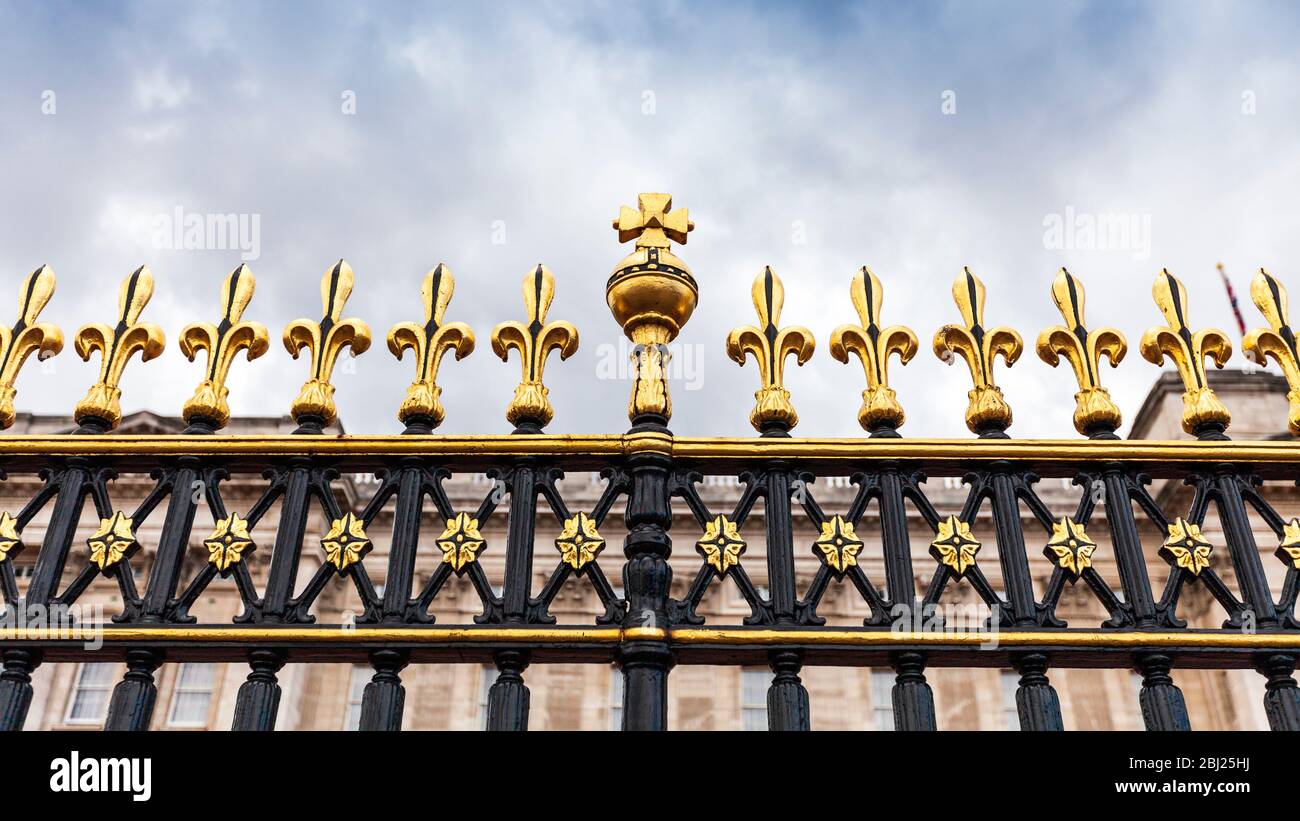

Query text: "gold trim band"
[0, 433, 1295, 466]
[2, 625, 1297, 650]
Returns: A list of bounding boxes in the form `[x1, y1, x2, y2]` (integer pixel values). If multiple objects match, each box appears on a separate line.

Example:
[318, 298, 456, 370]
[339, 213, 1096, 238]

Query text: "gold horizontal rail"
[0, 434, 1296, 466]
[2, 625, 1299, 650]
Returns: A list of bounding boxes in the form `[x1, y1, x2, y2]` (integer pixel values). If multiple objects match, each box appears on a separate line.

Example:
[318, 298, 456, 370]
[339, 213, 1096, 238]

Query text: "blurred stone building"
[6, 369, 1294, 730]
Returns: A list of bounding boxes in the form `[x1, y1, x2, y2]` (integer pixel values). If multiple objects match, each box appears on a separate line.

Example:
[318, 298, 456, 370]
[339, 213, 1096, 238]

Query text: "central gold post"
[606, 192, 696, 428]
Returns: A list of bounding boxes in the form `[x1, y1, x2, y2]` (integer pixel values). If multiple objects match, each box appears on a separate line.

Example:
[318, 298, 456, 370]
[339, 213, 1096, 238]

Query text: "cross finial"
[612, 193, 693, 250]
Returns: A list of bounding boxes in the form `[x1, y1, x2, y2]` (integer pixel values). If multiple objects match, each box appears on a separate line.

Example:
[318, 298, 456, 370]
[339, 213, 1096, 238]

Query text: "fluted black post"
[0, 649, 39, 731]
[359, 649, 408, 731]
[231, 649, 285, 731]
[1258, 653, 1300, 731]
[103, 649, 161, 731]
[1138, 652, 1192, 731]
[486, 649, 530, 731]
[891, 651, 937, 731]
[1012, 652, 1063, 731]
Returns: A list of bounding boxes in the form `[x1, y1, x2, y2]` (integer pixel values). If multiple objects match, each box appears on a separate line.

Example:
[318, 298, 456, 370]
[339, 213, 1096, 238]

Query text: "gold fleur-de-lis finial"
[1243, 269, 1300, 436]
[932, 267, 1023, 435]
[1035, 269, 1128, 436]
[491, 264, 578, 431]
[387, 264, 475, 429]
[284, 260, 372, 428]
[0, 265, 64, 429]
[73, 266, 165, 430]
[829, 267, 918, 434]
[613, 192, 694, 250]
[726, 266, 815, 433]
[1139, 269, 1232, 436]
[179, 264, 270, 430]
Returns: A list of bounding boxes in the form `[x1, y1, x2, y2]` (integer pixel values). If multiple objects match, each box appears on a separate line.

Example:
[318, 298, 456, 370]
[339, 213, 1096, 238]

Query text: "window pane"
[176, 662, 215, 690]
[67, 664, 112, 724]
[345, 666, 368, 731]
[609, 666, 623, 731]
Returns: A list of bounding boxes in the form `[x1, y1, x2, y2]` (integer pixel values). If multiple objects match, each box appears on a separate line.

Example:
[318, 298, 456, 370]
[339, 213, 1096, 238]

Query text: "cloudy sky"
[1, 0, 1298, 438]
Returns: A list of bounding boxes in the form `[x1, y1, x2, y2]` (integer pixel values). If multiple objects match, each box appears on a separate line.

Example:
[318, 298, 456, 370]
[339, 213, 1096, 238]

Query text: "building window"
[345, 665, 368, 730]
[66, 663, 113, 725]
[1001, 670, 1020, 730]
[609, 666, 623, 730]
[741, 668, 768, 731]
[479, 665, 496, 729]
[167, 663, 216, 727]
[870, 669, 895, 730]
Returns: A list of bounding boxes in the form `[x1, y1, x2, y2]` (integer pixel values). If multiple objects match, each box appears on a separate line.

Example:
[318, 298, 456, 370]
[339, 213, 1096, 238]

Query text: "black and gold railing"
[1, 192, 1299, 732]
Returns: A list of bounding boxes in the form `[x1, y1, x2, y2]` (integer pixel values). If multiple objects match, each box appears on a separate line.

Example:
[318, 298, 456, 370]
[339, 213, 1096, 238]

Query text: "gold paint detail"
[87, 511, 137, 571]
[1277, 519, 1300, 570]
[1035, 269, 1127, 435]
[829, 267, 917, 432]
[321, 512, 371, 572]
[607, 193, 697, 423]
[180, 265, 270, 429]
[284, 260, 373, 426]
[1043, 517, 1096, 578]
[555, 512, 604, 571]
[387, 264, 475, 427]
[0, 512, 22, 563]
[5, 625, 1300, 651]
[204, 513, 255, 573]
[492, 265, 578, 429]
[73, 267, 166, 429]
[930, 514, 980, 577]
[727, 267, 815, 431]
[696, 515, 746, 576]
[813, 515, 863, 576]
[1160, 517, 1213, 576]
[1243, 269, 1300, 436]
[932, 268, 1023, 434]
[437, 512, 485, 571]
[0, 265, 63, 430]
[1140, 270, 1233, 435]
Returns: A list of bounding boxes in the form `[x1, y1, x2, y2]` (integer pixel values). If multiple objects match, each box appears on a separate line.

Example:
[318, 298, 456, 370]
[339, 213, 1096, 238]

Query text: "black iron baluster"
[1257, 653, 1300, 731]
[985, 465, 1064, 730]
[879, 465, 935, 730]
[763, 465, 809, 730]
[487, 461, 538, 731]
[619, 446, 674, 731]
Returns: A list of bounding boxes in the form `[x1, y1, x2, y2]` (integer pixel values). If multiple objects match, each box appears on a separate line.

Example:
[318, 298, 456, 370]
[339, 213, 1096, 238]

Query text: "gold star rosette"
[87, 511, 138, 571]
[1276, 518, 1300, 570]
[321, 512, 371, 572]
[204, 513, 256, 574]
[930, 514, 981, 577]
[1159, 517, 1213, 576]
[813, 515, 863, 576]
[438, 512, 485, 572]
[0, 511, 24, 563]
[1043, 517, 1096, 578]
[696, 515, 746, 576]
[555, 512, 604, 571]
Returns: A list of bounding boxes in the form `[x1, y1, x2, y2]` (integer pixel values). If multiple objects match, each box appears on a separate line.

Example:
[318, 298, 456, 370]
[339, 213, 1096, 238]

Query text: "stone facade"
[7, 369, 1295, 730]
